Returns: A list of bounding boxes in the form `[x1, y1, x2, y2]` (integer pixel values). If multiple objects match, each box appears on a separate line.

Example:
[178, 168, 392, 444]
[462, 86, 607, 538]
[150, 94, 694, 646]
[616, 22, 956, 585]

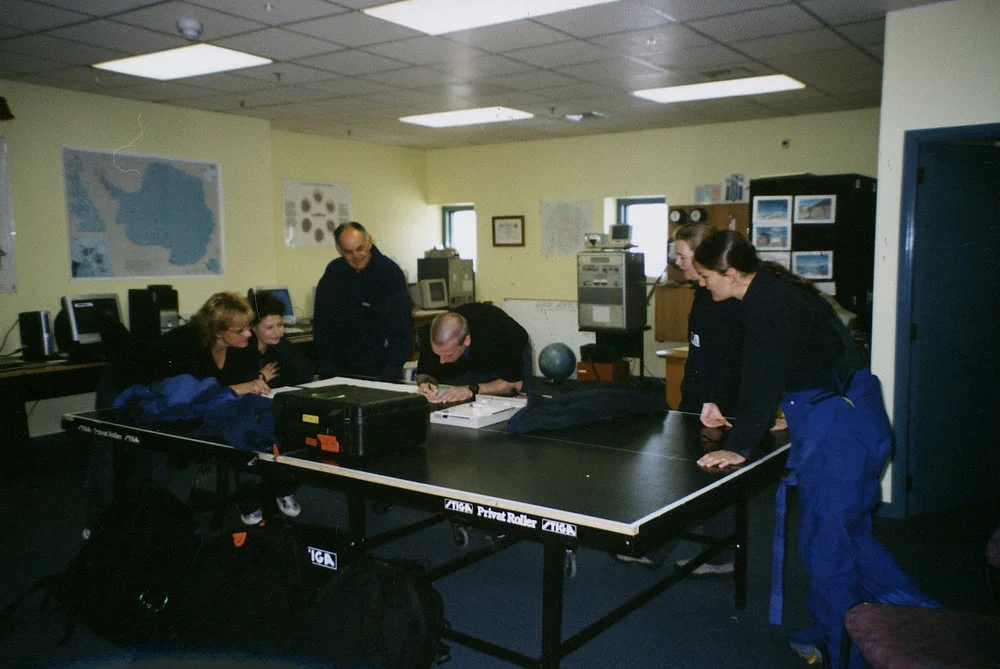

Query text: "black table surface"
[275, 412, 789, 538]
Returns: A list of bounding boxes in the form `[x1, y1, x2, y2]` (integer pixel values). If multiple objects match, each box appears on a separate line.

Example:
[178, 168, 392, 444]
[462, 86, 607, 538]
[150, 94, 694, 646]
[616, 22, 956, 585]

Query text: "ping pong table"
[63, 389, 789, 669]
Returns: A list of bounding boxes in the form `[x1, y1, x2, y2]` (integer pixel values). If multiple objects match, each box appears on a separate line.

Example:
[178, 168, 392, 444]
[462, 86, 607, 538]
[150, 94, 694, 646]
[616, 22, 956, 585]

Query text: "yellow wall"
[0, 80, 435, 349]
[425, 109, 880, 304]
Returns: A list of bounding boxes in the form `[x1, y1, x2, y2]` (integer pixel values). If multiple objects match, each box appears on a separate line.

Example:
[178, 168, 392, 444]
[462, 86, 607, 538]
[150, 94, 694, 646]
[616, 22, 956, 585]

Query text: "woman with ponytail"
[692, 230, 937, 668]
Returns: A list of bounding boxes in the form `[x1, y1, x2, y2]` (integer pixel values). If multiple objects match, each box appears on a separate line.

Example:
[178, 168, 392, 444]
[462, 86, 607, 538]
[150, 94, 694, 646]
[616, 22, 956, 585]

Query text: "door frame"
[890, 121, 1000, 518]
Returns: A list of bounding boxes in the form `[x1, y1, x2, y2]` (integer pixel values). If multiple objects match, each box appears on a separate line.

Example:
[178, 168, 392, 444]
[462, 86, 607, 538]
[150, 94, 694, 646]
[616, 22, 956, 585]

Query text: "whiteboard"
[501, 299, 596, 377]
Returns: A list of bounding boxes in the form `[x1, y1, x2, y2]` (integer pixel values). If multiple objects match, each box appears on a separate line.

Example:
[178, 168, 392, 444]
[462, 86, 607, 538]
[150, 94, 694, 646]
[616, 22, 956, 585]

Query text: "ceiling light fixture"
[400, 106, 534, 128]
[364, 0, 619, 35]
[93, 44, 272, 81]
[632, 74, 805, 104]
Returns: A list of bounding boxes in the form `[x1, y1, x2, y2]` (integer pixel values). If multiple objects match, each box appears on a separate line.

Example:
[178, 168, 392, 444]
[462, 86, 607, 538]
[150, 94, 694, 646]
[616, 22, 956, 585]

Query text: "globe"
[538, 343, 577, 383]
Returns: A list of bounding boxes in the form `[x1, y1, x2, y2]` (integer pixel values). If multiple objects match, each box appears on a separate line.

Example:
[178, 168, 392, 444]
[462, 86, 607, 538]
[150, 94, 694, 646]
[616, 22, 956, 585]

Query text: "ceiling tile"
[112, 1, 266, 40]
[732, 28, 852, 60]
[2, 0, 92, 31]
[185, 0, 346, 25]
[533, 0, 677, 38]
[445, 21, 572, 53]
[589, 23, 712, 57]
[362, 36, 486, 66]
[362, 66, 459, 88]
[288, 12, 421, 48]
[688, 4, 823, 43]
[506, 40, 615, 69]
[217, 27, 343, 61]
[49, 20, 185, 54]
[639, 0, 787, 23]
[294, 49, 408, 77]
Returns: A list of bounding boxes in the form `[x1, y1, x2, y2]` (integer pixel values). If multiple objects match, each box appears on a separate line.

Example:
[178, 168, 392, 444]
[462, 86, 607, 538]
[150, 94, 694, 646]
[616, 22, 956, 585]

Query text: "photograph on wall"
[62, 146, 223, 279]
[752, 195, 791, 250]
[794, 194, 836, 224]
[539, 199, 592, 257]
[792, 250, 834, 280]
[281, 179, 352, 247]
[758, 251, 791, 270]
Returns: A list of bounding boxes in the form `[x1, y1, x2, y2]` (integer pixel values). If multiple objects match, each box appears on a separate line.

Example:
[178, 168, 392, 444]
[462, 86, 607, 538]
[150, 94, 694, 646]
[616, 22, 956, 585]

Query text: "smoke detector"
[177, 18, 203, 41]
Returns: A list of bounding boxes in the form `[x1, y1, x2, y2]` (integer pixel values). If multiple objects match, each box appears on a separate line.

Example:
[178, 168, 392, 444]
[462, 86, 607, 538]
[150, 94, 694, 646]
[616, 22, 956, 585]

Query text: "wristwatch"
[469, 383, 479, 399]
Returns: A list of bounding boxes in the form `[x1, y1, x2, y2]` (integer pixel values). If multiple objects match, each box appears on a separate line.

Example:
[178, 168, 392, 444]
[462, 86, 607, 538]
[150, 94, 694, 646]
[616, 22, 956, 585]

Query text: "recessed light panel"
[93, 44, 272, 81]
[400, 106, 534, 128]
[365, 0, 619, 35]
[633, 74, 805, 104]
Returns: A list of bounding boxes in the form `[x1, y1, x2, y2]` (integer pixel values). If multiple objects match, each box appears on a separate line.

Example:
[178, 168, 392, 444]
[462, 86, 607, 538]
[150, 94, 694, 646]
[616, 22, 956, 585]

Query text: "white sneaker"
[675, 557, 735, 575]
[276, 494, 301, 518]
[241, 508, 264, 525]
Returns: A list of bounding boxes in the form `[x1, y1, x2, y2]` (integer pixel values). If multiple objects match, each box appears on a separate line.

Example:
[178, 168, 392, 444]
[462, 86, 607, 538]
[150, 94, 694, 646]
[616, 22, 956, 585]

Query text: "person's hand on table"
[417, 380, 439, 400]
[435, 385, 475, 404]
[231, 378, 271, 396]
[700, 402, 733, 428]
[698, 449, 746, 469]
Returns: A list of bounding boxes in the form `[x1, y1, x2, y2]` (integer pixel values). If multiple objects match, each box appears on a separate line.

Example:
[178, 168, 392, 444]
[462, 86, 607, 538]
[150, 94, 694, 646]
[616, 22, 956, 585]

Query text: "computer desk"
[62, 397, 789, 669]
[1, 358, 104, 467]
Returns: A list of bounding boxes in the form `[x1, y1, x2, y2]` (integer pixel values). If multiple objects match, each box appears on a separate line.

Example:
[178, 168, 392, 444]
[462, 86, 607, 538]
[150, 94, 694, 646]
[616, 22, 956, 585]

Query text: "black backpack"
[1, 488, 200, 646]
[298, 555, 451, 669]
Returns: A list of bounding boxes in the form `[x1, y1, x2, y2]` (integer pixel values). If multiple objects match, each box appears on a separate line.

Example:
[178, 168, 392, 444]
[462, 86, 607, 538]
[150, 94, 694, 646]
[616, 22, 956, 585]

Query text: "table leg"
[540, 542, 566, 669]
[734, 499, 749, 609]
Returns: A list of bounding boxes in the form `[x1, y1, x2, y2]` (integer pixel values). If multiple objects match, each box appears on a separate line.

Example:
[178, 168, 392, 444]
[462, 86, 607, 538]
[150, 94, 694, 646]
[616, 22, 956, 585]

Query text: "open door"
[902, 139, 1000, 515]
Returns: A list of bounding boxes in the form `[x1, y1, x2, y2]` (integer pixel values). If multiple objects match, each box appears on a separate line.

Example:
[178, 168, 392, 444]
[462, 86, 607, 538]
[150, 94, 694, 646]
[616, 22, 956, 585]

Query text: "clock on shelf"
[689, 207, 709, 223]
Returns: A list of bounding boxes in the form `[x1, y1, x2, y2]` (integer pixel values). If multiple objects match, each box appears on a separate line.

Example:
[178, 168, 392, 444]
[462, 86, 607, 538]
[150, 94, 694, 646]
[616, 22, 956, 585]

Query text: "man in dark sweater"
[312, 222, 412, 382]
[415, 302, 530, 404]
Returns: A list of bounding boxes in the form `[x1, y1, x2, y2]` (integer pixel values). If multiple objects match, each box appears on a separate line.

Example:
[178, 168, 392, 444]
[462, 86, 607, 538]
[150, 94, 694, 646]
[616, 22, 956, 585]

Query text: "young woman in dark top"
[232, 289, 315, 524]
[244, 289, 314, 388]
[693, 230, 937, 667]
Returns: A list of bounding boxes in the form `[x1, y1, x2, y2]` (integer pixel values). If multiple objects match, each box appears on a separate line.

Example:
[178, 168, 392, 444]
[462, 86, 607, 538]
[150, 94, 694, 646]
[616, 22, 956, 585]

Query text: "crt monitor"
[415, 278, 449, 309]
[252, 286, 295, 324]
[61, 294, 123, 346]
[610, 224, 632, 242]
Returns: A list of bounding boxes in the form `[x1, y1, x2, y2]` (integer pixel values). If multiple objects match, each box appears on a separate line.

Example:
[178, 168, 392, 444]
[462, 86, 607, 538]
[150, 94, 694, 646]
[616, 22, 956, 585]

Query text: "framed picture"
[758, 251, 791, 270]
[794, 194, 836, 224]
[492, 215, 524, 247]
[752, 196, 792, 250]
[792, 250, 834, 280]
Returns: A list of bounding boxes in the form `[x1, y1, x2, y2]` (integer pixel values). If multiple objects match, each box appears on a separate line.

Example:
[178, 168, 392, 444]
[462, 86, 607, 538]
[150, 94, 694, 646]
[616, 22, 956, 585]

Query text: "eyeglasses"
[227, 326, 251, 335]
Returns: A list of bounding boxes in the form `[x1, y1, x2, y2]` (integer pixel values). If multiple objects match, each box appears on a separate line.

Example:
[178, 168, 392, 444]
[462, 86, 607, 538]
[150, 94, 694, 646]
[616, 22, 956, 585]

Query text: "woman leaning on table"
[691, 229, 937, 668]
[155, 291, 271, 396]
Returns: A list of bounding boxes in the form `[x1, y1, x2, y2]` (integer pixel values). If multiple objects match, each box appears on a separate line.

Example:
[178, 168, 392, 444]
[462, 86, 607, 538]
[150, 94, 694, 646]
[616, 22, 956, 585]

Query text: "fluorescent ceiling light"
[400, 106, 534, 128]
[632, 74, 805, 103]
[93, 44, 272, 81]
[364, 0, 619, 35]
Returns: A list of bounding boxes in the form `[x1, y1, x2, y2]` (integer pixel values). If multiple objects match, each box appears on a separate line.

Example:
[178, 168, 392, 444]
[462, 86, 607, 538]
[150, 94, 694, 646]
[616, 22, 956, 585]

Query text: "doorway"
[893, 123, 1000, 517]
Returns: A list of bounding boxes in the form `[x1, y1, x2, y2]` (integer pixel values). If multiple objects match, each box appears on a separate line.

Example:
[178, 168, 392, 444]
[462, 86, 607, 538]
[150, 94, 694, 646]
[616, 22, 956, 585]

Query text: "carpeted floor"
[1, 433, 996, 669]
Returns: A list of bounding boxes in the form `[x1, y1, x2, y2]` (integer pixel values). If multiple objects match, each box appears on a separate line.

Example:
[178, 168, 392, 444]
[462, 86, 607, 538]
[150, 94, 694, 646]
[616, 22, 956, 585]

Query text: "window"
[443, 205, 476, 269]
[616, 197, 667, 278]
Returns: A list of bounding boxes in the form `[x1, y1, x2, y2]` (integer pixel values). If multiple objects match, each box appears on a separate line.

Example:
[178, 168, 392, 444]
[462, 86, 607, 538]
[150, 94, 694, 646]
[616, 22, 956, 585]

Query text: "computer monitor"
[610, 224, 632, 242]
[252, 286, 296, 324]
[60, 294, 123, 346]
[409, 278, 449, 309]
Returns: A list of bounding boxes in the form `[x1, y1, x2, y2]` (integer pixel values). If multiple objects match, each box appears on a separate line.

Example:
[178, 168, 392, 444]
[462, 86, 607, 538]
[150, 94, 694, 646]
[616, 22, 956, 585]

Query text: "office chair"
[839, 522, 1000, 668]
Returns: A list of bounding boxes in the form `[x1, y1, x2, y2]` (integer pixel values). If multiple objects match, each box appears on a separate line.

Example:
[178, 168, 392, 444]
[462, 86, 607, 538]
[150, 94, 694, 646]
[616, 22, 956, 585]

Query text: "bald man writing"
[313, 221, 412, 382]
[415, 302, 531, 404]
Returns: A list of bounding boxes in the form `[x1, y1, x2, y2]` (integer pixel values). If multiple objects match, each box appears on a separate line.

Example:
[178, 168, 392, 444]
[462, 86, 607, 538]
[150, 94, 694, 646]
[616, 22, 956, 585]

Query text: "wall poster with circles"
[281, 179, 352, 247]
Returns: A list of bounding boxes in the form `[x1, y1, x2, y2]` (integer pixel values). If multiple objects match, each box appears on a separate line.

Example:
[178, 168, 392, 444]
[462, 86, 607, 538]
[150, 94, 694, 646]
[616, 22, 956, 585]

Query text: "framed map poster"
[62, 146, 223, 278]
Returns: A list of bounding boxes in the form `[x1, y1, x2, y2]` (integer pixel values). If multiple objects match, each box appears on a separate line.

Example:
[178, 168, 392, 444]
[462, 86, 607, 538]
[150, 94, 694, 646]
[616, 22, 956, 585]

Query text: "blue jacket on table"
[312, 244, 412, 382]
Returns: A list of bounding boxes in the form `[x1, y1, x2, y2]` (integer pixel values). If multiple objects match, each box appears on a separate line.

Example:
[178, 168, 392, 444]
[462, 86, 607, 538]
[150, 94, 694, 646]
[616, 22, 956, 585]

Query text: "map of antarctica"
[62, 147, 222, 278]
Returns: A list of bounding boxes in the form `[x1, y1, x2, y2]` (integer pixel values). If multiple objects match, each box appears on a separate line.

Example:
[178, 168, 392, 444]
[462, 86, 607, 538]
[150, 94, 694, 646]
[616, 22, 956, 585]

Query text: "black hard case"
[272, 385, 429, 457]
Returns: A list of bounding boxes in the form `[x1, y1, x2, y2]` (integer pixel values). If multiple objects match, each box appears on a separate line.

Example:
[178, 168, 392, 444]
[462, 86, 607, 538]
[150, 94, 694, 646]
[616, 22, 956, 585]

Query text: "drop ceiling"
[1, 0, 944, 149]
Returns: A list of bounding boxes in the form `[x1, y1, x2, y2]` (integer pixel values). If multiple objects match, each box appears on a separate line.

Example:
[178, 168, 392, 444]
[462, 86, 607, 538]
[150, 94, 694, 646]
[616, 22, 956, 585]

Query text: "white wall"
[872, 0, 1000, 500]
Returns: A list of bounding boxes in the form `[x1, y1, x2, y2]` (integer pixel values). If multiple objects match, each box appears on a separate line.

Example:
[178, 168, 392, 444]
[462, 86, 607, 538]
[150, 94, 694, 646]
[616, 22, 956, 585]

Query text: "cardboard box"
[575, 361, 630, 384]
